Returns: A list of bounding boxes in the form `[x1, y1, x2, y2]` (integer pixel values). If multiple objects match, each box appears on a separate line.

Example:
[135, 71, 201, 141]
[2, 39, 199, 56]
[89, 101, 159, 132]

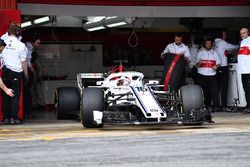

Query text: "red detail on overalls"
[238, 46, 250, 55]
[199, 60, 216, 68]
[163, 54, 182, 91]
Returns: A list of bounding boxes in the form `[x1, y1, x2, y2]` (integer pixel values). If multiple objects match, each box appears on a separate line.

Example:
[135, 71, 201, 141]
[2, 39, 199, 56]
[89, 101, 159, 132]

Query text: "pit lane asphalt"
[0, 112, 250, 167]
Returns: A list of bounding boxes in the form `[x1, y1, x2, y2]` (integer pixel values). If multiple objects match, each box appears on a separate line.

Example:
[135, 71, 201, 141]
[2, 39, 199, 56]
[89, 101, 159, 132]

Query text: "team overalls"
[161, 43, 191, 91]
[237, 36, 250, 108]
[196, 49, 220, 108]
[214, 38, 239, 108]
[1, 36, 26, 121]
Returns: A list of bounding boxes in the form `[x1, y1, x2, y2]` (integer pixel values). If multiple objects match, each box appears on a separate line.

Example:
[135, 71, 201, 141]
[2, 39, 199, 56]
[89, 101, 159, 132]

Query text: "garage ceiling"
[18, 1, 250, 32]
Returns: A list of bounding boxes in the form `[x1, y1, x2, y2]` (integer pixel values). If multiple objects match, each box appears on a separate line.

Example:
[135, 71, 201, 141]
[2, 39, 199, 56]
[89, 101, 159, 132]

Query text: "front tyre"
[55, 87, 80, 120]
[81, 88, 104, 128]
[180, 85, 205, 125]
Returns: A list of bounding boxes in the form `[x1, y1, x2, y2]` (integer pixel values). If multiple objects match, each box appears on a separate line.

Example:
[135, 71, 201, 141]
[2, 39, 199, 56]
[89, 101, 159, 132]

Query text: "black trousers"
[190, 66, 198, 84]
[196, 73, 220, 108]
[2, 68, 22, 120]
[241, 74, 250, 108]
[217, 66, 229, 107]
[24, 69, 33, 116]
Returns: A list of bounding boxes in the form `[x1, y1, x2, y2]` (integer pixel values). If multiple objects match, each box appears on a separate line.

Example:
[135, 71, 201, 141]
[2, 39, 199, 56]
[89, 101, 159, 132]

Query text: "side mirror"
[148, 80, 159, 85]
[96, 81, 106, 86]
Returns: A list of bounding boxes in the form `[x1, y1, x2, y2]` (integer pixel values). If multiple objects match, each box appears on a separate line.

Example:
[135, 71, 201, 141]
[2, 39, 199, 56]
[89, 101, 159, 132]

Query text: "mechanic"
[189, 35, 203, 84]
[0, 39, 14, 97]
[214, 30, 239, 112]
[161, 34, 191, 91]
[1, 22, 28, 125]
[24, 34, 40, 119]
[196, 38, 220, 111]
[237, 27, 250, 113]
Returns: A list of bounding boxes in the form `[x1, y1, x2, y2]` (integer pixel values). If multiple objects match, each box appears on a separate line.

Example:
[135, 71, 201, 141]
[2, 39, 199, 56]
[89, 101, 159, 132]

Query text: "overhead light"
[83, 17, 130, 32]
[105, 16, 118, 20]
[87, 26, 105, 32]
[33, 16, 50, 24]
[106, 21, 127, 27]
[86, 16, 105, 24]
[21, 21, 32, 28]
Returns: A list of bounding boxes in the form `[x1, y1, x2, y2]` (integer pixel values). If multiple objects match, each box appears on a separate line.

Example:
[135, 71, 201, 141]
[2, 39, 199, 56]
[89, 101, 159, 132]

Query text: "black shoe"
[9, 118, 15, 125]
[242, 108, 250, 114]
[222, 107, 234, 112]
[212, 107, 221, 112]
[14, 119, 21, 124]
[0, 118, 9, 125]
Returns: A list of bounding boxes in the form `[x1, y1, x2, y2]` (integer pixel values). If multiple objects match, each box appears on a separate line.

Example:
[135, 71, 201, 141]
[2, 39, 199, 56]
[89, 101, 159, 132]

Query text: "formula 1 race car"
[54, 66, 213, 128]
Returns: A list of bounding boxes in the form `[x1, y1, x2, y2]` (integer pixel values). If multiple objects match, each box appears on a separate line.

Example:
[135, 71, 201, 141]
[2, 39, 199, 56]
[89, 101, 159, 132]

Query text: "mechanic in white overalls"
[237, 27, 250, 113]
[196, 38, 220, 111]
[161, 34, 191, 61]
[214, 30, 239, 111]
[161, 34, 191, 91]
[189, 35, 203, 84]
[0, 39, 14, 98]
[1, 22, 28, 125]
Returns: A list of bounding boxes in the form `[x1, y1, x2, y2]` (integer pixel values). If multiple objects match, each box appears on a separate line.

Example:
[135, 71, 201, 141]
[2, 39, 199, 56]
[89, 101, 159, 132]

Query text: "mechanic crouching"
[196, 38, 220, 112]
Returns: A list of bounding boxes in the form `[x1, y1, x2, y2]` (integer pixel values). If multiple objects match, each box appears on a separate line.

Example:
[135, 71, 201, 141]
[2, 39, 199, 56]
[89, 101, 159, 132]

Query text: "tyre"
[81, 88, 104, 128]
[179, 85, 205, 125]
[55, 87, 80, 120]
[161, 54, 186, 91]
[180, 85, 204, 114]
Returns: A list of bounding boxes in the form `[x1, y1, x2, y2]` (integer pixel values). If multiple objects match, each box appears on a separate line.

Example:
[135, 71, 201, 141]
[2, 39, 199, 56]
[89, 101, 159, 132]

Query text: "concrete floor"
[1, 111, 250, 167]
[0, 111, 250, 141]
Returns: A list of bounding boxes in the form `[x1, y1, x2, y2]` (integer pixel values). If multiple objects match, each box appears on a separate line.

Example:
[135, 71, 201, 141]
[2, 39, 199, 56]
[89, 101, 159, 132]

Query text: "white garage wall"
[36, 43, 163, 80]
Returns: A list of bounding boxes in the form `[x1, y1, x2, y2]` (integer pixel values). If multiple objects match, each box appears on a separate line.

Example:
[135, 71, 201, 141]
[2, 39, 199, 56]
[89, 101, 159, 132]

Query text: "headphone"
[15, 24, 21, 37]
[8, 22, 21, 37]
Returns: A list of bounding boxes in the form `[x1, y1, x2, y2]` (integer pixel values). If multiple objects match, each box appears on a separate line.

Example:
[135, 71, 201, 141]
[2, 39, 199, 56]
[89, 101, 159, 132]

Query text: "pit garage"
[0, 0, 250, 166]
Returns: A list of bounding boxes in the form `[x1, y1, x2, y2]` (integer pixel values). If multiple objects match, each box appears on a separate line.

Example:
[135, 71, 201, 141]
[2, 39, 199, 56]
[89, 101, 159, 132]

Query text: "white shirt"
[2, 36, 26, 72]
[237, 36, 250, 74]
[161, 42, 191, 60]
[196, 49, 220, 76]
[1, 32, 22, 41]
[189, 44, 200, 68]
[214, 38, 239, 67]
[25, 42, 33, 69]
[0, 32, 9, 41]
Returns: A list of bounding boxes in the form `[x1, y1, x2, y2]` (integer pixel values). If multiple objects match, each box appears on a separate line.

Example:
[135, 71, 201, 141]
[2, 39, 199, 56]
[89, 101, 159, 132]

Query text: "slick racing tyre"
[55, 87, 80, 120]
[180, 85, 204, 114]
[179, 85, 205, 125]
[81, 88, 104, 128]
[161, 54, 186, 91]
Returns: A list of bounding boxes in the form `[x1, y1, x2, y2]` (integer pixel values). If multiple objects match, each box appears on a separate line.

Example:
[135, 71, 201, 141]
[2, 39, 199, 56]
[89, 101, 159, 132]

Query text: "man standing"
[0, 39, 14, 98]
[214, 30, 239, 111]
[196, 38, 220, 111]
[189, 35, 203, 84]
[161, 34, 191, 91]
[237, 27, 250, 112]
[1, 22, 28, 125]
[24, 34, 40, 118]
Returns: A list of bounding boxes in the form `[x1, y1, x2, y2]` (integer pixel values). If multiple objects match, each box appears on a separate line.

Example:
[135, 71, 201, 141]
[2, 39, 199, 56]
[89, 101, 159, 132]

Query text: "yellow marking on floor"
[0, 113, 250, 142]
[41, 136, 56, 141]
[15, 138, 34, 141]
[0, 129, 17, 132]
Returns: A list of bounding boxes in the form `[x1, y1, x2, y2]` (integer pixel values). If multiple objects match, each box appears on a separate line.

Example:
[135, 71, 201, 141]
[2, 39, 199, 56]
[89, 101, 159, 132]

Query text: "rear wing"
[77, 73, 105, 91]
